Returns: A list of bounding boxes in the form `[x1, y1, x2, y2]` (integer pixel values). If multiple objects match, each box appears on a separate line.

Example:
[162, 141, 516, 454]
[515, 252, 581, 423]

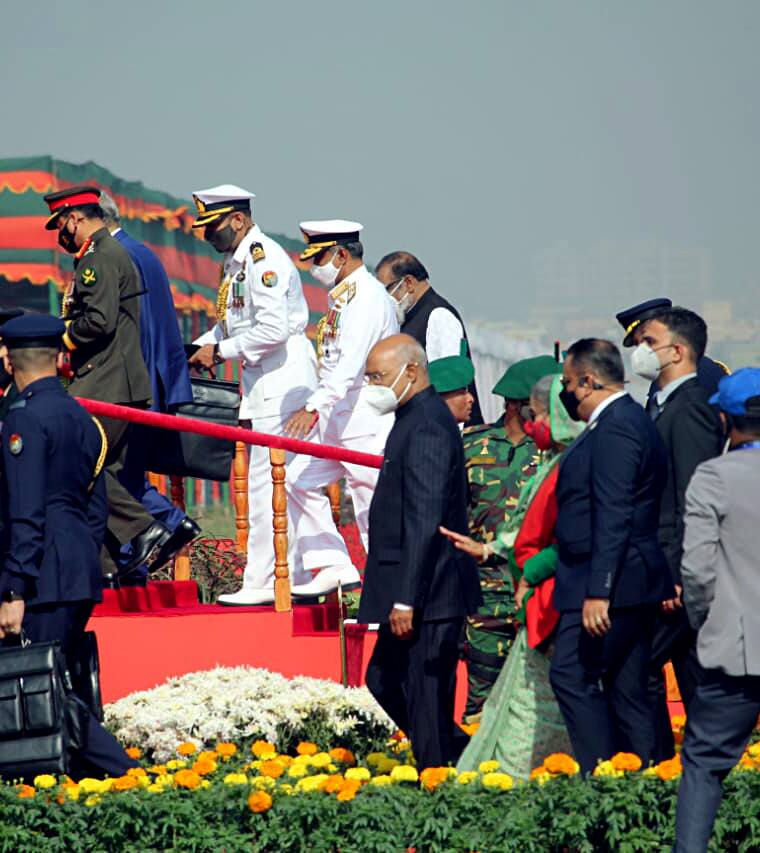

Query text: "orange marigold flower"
[177, 742, 197, 756]
[248, 790, 273, 813]
[260, 759, 286, 779]
[328, 748, 356, 766]
[251, 740, 276, 758]
[324, 774, 345, 794]
[174, 769, 202, 790]
[125, 747, 142, 760]
[198, 750, 218, 762]
[420, 767, 450, 791]
[148, 765, 167, 776]
[112, 775, 140, 792]
[530, 765, 547, 780]
[17, 785, 35, 799]
[126, 767, 148, 778]
[610, 752, 642, 773]
[655, 755, 683, 781]
[216, 743, 237, 758]
[192, 757, 218, 776]
[296, 742, 318, 756]
[543, 753, 579, 776]
[337, 785, 358, 802]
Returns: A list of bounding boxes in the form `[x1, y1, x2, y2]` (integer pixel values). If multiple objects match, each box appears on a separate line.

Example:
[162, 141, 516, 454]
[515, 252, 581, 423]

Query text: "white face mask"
[359, 363, 412, 415]
[310, 249, 341, 287]
[388, 278, 415, 324]
[631, 342, 674, 382]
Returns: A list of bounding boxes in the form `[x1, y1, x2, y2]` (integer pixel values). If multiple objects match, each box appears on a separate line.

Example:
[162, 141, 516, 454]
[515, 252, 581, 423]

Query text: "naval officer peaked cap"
[192, 184, 256, 229]
[299, 220, 363, 261]
[0, 314, 65, 349]
[615, 298, 673, 347]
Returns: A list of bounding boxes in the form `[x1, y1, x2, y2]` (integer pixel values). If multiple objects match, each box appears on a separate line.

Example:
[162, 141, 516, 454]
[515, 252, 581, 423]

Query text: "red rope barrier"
[75, 398, 384, 470]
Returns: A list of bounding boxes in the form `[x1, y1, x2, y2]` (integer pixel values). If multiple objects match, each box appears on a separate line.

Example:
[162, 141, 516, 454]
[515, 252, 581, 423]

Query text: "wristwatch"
[212, 344, 225, 365]
[2, 590, 23, 603]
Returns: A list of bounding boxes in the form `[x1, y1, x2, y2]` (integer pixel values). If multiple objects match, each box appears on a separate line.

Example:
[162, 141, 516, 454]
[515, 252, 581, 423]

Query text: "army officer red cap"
[42, 185, 102, 230]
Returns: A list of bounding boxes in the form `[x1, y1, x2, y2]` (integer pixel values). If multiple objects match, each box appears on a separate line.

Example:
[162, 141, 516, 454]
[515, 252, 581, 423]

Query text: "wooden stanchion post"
[233, 442, 249, 555]
[270, 447, 290, 612]
[169, 475, 191, 581]
[326, 481, 342, 527]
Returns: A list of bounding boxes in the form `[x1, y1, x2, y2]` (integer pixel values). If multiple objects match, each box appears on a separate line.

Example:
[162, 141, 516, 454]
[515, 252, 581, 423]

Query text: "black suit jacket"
[554, 394, 674, 612]
[653, 377, 723, 585]
[357, 386, 482, 624]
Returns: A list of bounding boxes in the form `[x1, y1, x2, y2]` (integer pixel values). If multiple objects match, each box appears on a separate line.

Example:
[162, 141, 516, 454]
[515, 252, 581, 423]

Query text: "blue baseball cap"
[0, 314, 65, 349]
[709, 367, 760, 415]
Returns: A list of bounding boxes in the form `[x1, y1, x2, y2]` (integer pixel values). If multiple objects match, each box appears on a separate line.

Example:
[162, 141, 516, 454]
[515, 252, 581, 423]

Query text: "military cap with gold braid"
[42, 185, 102, 230]
[191, 184, 255, 229]
[299, 219, 363, 261]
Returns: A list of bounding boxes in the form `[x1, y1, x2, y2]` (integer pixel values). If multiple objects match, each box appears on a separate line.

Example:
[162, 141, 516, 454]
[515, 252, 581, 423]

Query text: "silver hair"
[99, 191, 121, 225]
[530, 373, 556, 411]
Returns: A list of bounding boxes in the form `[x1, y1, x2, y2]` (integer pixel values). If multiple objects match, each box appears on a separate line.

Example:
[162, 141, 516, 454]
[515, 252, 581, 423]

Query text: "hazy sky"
[2, 1, 759, 320]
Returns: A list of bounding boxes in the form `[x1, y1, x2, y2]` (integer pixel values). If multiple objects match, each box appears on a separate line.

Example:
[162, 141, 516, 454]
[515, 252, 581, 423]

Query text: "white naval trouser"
[285, 415, 391, 573]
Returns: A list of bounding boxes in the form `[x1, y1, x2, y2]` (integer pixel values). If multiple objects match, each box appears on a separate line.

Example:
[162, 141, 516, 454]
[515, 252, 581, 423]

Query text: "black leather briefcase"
[0, 639, 85, 781]
[145, 376, 240, 482]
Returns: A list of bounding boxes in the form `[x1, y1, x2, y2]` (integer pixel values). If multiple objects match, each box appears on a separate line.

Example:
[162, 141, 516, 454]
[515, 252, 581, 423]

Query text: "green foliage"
[2, 773, 760, 852]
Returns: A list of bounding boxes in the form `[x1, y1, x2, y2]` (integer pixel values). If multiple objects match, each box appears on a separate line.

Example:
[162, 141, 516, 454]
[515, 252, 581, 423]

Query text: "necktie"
[646, 395, 663, 421]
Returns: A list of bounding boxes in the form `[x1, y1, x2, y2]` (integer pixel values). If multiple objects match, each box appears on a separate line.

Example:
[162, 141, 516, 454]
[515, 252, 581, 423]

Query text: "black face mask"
[207, 222, 236, 254]
[57, 225, 78, 254]
[558, 386, 583, 422]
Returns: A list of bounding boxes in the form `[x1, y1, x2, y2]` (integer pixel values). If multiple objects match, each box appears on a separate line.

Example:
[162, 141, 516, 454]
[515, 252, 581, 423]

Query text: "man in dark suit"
[549, 338, 674, 774]
[0, 314, 138, 778]
[43, 186, 174, 580]
[630, 307, 723, 761]
[358, 334, 481, 770]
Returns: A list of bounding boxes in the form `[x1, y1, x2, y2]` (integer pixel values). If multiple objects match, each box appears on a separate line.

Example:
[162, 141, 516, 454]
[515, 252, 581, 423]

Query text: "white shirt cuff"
[392, 602, 413, 611]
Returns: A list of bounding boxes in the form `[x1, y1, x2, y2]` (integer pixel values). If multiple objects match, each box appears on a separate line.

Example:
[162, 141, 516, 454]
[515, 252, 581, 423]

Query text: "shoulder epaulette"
[250, 242, 266, 263]
[8, 399, 27, 411]
[463, 422, 494, 437]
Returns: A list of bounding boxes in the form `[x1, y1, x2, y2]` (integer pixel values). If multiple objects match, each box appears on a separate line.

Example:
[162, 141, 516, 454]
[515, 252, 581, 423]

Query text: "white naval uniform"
[195, 225, 317, 589]
[287, 264, 399, 572]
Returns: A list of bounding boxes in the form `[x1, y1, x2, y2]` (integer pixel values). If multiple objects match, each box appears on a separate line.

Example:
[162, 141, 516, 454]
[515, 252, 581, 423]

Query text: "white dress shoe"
[290, 565, 361, 598]
[217, 588, 274, 606]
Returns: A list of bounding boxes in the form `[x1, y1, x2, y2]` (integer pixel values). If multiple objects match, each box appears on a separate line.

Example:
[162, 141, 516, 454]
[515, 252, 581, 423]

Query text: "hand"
[188, 344, 217, 372]
[284, 407, 318, 439]
[389, 607, 414, 640]
[662, 584, 683, 613]
[0, 600, 25, 640]
[439, 526, 487, 561]
[514, 577, 531, 612]
[582, 598, 611, 638]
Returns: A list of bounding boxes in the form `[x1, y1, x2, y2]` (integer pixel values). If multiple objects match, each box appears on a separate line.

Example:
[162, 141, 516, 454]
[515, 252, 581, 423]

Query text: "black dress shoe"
[123, 522, 172, 572]
[148, 517, 201, 574]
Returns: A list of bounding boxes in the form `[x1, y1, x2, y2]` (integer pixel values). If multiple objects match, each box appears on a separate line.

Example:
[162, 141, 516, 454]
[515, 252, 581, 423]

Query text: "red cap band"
[47, 191, 101, 213]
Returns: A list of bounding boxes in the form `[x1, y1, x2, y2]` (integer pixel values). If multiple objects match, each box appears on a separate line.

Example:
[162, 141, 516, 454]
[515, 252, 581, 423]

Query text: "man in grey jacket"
[674, 368, 760, 853]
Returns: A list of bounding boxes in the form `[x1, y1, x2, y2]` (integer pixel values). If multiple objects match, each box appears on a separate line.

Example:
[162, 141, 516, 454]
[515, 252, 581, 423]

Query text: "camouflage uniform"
[461, 421, 540, 721]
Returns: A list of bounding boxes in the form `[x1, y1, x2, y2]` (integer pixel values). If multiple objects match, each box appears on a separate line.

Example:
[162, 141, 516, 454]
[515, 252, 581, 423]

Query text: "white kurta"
[195, 225, 317, 588]
[287, 264, 400, 572]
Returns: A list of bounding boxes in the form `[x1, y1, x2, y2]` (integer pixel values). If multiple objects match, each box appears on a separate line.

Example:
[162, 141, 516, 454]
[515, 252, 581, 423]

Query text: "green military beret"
[429, 355, 475, 394]
[492, 354, 561, 399]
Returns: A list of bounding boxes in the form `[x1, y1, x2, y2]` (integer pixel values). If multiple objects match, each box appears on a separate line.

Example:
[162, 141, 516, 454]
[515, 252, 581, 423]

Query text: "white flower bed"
[104, 666, 395, 761]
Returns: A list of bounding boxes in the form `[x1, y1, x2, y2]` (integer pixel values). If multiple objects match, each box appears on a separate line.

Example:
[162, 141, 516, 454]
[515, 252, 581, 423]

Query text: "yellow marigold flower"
[478, 760, 500, 774]
[216, 742, 237, 759]
[543, 753, 579, 776]
[279, 783, 294, 795]
[79, 778, 107, 794]
[177, 742, 197, 756]
[390, 765, 419, 783]
[64, 784, 81, 801]
[251, 740, 277, 759]
[344, 767, 371, 782]
[296, 774, 329, 793]
[482, 772, 514, 791]
[223, 773, 249, 786]
[457, 771, 478, 785]
[420, 767, 450, 791]
[610, 752, 642, 773]
[147, 783, 164, 793]
[192, 757, 218, 776]
[369, 774, 393, 787]
[33, 775, 57, 789]
[112, 775, 140, 792]
[260, 760, 286, 779]
[748, 743, 760, 757]
[654, 755, 682, 781]
[166, 759, 187, 770]
[296, 741, 318, 756]
[324, 774, 345, 794]
[642, 766, 658, 777]
[391, 739, 412, 754]
[377, 757, 401, 774]
[327, 763, 338, 773]
[248, 790, 273, 813]
[17, 785, 35, 799]
[84, 794, 101, 807]
[329, 748, 356, 766]
[593, 761, 623, 778]
[201, 780, 211, 789]
[174, 769, 202, 790]
[309, 752, 332, 769]
[250, 776, 275, 791]
[287, 764, 308, 779]
[125, 747, 142, 760]
[366, 752, 387, 767]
